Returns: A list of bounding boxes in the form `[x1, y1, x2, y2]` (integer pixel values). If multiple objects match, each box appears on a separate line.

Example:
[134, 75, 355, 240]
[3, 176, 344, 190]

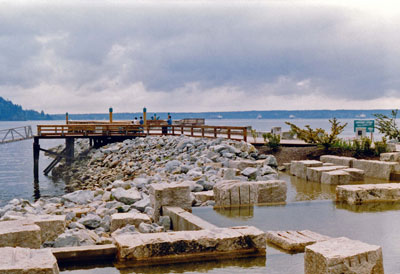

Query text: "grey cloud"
[0, 1, 398, 102]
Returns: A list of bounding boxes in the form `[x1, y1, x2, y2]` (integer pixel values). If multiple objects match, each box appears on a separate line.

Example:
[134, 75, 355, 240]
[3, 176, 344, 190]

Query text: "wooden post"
[227, 128, 231, 139]
[214, 127, 217, 138]
[243, 128, 247, 142]
[65, 138, 74, 165]
[109, 107, 113, 123]
[33, 137, 40, 183]
[191, 127, 194, 137]
[143, 107, 147, 127]
[66, 112, 69, 124]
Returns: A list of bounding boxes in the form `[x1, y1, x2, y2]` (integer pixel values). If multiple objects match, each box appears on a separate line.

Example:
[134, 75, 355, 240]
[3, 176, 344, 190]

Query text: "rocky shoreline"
[0, 136, 278, 249]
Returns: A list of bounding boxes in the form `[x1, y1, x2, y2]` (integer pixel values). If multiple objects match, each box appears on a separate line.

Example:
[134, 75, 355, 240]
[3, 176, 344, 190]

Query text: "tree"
[285, 118, 347, 150]
[374, 110, 400, 141]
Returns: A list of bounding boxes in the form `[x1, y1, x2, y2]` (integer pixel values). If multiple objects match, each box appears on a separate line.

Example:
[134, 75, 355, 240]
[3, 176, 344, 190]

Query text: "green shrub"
[374, 137, 388, 156]
[264, 132, 281, 152]
[374, 110, 400, 141]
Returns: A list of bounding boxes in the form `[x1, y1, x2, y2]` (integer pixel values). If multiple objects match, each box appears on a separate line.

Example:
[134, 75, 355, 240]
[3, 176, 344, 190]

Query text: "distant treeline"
[52, 109, 393, 121]
[0, 97, 52, 121]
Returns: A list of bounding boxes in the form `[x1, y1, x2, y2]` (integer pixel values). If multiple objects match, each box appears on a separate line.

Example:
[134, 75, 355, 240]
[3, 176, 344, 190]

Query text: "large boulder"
[62, 190, 94, 204]
[111, 187, 142, 205]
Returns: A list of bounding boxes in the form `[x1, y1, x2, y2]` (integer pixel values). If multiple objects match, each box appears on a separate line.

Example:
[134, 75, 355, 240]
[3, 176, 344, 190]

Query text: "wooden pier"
[33, 122, 248, 182]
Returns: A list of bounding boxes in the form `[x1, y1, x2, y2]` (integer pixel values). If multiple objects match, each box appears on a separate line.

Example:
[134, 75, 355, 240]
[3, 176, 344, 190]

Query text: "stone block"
[0, 247, 59, 273]
[218, 168, 240, 180]
[0, 220, 41, 248]
[320, 155, 356, 167]
[321, 170, 351, 185]
[336, 183, 400, 204]
[342, 168, 365, 181]
[290, 160, 323, 179]
[110, 212, 151, 232]
[114, 226, 266, 262]
[306, 166, 347, 182]
[193, 190, 214, 203]
[28, 215, 66, 243]
[228, 160, 259, 171]
[162, 206, 217, 231]
[213, 180, 286, 207]
[149, 182, 191, 222]
[266, 230, 331, 252]
[52, 244, 117, 263]
[304, 237, 384, 274]
[353, 159, 398, 180]
[380, 152, 400, 162]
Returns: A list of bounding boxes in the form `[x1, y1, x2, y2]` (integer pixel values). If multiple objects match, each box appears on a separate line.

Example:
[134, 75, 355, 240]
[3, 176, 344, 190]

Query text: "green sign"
[354, 120, 374, 133]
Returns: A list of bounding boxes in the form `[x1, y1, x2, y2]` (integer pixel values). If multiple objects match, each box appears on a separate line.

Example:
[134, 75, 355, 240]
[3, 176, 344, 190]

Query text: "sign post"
[354, 120, 374, 140]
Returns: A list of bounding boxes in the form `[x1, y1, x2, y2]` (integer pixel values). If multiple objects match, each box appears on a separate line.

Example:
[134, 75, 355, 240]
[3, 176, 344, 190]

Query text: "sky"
[0, 0, 399, 114]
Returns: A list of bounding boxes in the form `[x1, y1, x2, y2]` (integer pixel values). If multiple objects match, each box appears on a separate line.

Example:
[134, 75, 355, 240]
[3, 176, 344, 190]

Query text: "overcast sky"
[0, 0, 399, 114]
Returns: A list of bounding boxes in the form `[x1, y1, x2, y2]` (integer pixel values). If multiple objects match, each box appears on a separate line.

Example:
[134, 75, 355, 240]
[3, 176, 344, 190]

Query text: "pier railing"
[0, 125, 33, 144]
[37, 124, 248, 142]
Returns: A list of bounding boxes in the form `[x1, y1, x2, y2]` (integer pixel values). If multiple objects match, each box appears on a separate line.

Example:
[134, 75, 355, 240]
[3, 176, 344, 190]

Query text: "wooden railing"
[37, 124, 248, 142]
[0, 125, 33, 144]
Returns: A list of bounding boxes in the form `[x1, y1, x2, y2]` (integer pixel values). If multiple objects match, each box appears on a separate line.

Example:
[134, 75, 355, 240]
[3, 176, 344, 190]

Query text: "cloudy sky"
[0, 0, 399, 114]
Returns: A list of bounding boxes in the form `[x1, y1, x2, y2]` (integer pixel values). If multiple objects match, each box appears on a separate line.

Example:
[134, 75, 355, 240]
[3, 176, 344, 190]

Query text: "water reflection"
[336, 201, 400, 213]
[214, 206, 254, 219]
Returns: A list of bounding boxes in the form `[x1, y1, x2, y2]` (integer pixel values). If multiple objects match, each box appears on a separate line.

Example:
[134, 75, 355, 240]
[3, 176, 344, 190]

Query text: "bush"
[250, 129, 258, 143]
[286, 118, 347, 151]
[374, 137, 388, 156]
[263, 132, 281, 152]
[374, 110, 400, 141]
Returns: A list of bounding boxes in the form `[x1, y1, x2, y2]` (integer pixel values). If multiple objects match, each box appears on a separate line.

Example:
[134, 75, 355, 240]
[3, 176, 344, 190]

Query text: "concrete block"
[213, 180, 286, 207]
[110, 212, 151, 232]
[342, 168, 365, 181]
[0, 247, 59, 273]
[290, 160, 323, 179]
[266, 230, 331, 252]
[149, 182, 191, 222]
[306, 166, 347, 182]
[52, 244, 117, 263]
[193, 190, 214, 203]
[353, 159, 398, 180]
[162, 206, 217, 231]
[321, 170, 351, 185]
[320, 155, 356, 167]
[337, 183, 400, 204]
[114, 226, 266, 262]
[29, 215, 66, 243]
[380, 152, 400, 162]
[305, 237, 384, 274]
[0, 220, 41, 248]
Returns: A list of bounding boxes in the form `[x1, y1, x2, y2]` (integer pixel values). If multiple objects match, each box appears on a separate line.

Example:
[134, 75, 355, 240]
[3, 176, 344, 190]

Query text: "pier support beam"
[33, 138, 40, 183]
[65, 138, 74, 165]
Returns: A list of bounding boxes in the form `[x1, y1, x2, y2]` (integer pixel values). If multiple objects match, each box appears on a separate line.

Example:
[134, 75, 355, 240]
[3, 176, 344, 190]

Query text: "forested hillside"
[0, 97, 52, 121]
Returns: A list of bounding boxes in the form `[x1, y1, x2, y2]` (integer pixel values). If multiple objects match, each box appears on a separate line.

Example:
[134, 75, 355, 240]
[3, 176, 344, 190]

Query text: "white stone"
[321, 170, 351, 185]
[114, 226, 266, 262]
[266, 230, 331, 252]
[62, 190, 94, 204]
[213, 180, 286, 207]
[353, 159, 398, 180]
[149, 182, 191, 222]
[110, 212, 151, 232]
[0, 247, 59, 273]
[305, 237, 384, 274]
[112, 187, 142, 205]
[28, 215, 66, 243]
[306, 166, 347, 182]
[290, 160, 323, 179]
[337, 183, 400, 204]
[193, 190, 215, 203]
[342, 168, 365, 181]
[0, 220, 41, 248]
[162, 206, 217, 231]
[380, 152, 400, 162]
[320, 155, 356, 167]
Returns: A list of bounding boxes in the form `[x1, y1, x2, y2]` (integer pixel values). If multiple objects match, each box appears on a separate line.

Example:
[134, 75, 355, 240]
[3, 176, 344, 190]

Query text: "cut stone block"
[162, 206, 217, 231]
[306, 166, 347, 182]
[28, 215, 66, 243]
[336, 183, 400, 204]
[380, 152, 400, 162]
[110, 212, 151, 232]
[342, 168, 365, 181]
[149, 182, 191, 222]
[0, 247, 59, 273]
[114, 226, 266, 262]
[266, 230, 331, 252]
[304, 237, 384, 274]
[0, 220, 41, 248]
[290, 160, 323, 179]
[52, 244, 117, 263]
[193, 190, 214, 203]
[321, 170, 351, 185]
[353, 159, 398, 180]
[320, 155, 356, 167]
[213, 180, 287, 207]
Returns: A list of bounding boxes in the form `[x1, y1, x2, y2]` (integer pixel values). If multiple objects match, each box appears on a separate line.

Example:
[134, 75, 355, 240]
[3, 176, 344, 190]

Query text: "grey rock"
[132, 196, 150, 212]
[158, 216, 171, 231]
[241, 167, 258, 180]
[138, 222, 154, 233]
[112, 187, 142, 205]
[111, 224, 137, 236]
[78, 214, 102, 229]
[264, 155, 278, 167]
[62, 190, 94, 204]
[165, 160, 182, 173]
